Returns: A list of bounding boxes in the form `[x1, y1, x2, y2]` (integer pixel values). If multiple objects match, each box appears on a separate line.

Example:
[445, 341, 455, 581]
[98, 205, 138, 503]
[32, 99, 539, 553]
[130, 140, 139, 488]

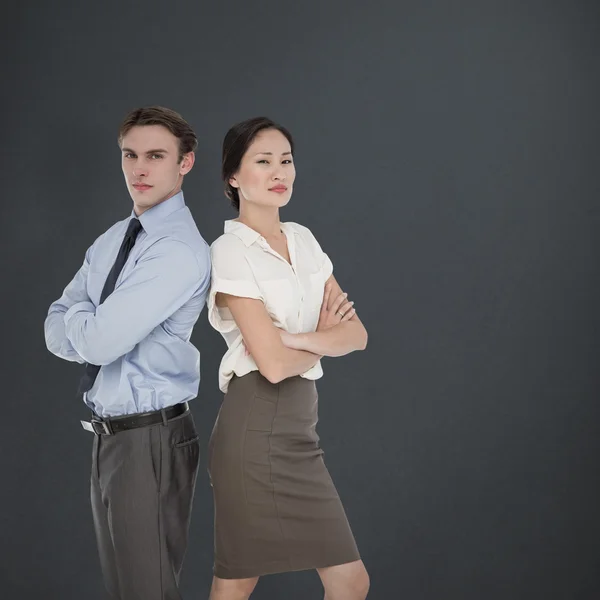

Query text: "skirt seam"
[267, 382, 292, 571]
[240, 395, 254, 509]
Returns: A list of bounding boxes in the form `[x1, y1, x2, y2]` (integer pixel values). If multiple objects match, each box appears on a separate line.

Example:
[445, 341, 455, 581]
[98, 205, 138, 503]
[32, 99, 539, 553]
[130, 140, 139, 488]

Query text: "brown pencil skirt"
[207, 371, 360, 579]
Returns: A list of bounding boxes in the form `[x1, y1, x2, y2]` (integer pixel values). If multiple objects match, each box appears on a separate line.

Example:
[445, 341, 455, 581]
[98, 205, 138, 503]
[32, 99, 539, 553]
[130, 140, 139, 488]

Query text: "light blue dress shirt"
[44, 192, 211, 418]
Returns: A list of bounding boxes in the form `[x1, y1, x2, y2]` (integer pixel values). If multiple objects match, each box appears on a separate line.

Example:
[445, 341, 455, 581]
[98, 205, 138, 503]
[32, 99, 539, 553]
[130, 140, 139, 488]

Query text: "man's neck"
[133, 188, 182, 216]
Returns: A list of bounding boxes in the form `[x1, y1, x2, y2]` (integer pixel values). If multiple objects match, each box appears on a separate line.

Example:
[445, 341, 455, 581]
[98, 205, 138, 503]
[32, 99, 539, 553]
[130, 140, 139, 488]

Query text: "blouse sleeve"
[208, 235, 263, 333]
[319, 248, 334, 281]
[294, 223, 334, 281]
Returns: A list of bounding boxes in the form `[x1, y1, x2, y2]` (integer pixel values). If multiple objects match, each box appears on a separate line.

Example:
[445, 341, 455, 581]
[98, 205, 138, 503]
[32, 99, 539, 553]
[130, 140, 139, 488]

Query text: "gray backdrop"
[2, 1, 599, 598]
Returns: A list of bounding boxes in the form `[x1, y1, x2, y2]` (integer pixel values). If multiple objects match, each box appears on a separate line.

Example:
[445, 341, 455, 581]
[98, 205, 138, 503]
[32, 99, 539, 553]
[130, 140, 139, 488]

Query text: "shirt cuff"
[64, 301, 96, 326]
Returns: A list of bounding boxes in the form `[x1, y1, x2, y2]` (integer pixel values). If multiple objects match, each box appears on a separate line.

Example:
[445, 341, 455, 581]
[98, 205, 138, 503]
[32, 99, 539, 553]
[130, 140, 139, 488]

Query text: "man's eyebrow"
[121, 148, 169, 154]
[253, 151, 292, 156]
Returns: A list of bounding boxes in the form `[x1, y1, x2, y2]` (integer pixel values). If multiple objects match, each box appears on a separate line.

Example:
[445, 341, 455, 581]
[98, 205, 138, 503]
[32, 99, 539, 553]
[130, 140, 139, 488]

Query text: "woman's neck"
[236, 203, 283, 239]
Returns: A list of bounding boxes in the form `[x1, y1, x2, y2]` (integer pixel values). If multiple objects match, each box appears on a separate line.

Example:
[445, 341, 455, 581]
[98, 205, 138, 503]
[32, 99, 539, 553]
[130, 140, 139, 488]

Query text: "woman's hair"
[118, 106, 198, 163]
[221, 116, 295, 211]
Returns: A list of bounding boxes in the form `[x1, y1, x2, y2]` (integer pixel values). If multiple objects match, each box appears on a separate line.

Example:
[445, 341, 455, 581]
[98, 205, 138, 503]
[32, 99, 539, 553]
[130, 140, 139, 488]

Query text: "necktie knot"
[126, 218, 143, 240]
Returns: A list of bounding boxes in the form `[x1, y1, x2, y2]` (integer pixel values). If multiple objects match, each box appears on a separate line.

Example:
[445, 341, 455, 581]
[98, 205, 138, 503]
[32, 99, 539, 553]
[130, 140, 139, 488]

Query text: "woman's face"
[230, 128, 296, 210]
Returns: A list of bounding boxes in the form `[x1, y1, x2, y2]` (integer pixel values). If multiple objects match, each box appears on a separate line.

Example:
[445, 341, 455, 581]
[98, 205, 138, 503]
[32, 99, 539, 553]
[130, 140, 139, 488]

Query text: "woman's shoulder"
[210, 231, 248, 254]
[284, 221, 324, 252]
[210, 233, 252, 275]
[283, 221, 318, 241]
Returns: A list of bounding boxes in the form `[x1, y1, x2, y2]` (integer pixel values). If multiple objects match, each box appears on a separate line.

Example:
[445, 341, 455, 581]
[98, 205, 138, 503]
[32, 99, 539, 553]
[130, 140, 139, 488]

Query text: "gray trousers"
[90, 410, 200, 600]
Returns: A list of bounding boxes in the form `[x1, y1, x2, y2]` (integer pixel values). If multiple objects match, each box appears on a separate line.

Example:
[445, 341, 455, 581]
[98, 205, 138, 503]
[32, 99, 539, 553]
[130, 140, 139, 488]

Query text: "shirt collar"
[224, 220, 262, 247]
[132, 191, 185, 234]
[224, 220, 298, 247]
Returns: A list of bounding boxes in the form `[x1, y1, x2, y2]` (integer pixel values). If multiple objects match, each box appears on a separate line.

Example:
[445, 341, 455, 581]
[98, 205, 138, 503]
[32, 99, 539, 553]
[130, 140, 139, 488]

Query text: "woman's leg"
[208, 576, 259, 600]
[318, 560, 370, 600]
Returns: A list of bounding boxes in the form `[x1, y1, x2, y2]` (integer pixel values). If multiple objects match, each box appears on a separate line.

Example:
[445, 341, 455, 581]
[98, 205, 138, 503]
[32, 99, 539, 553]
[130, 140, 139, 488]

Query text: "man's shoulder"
[90, 217, 130, 249]
[143, 226, 209, 278]
[152, 210, 209, 252]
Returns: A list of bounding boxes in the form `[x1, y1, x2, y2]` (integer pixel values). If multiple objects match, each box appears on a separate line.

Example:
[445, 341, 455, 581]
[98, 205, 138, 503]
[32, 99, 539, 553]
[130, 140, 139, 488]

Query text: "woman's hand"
[278, 282, 358, 353]
[279, 329, 300, 350]
[316, 283, 355, 332]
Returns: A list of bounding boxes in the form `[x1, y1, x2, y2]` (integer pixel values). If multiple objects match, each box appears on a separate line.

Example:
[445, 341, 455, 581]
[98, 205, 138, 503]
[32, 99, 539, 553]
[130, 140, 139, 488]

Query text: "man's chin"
[131, 195, 162, 215]
[131, 193, 158, 206]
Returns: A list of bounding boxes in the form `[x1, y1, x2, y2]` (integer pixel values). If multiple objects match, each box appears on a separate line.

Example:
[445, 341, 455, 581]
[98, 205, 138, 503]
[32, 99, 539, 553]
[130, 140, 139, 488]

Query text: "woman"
[207, 116, 370, 600]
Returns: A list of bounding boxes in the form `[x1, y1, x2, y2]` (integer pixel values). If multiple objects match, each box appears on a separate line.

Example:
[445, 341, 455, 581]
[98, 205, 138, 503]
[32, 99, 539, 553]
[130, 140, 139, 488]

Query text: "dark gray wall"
[2, 1, 599, 598]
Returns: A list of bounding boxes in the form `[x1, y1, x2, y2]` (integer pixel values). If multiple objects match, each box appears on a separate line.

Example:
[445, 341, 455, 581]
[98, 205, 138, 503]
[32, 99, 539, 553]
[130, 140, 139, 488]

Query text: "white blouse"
[208, 220, 334, 393]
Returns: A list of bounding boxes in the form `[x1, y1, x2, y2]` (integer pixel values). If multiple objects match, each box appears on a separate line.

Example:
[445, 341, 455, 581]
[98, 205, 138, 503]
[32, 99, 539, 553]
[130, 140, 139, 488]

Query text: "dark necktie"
[78, 218, 143, 394]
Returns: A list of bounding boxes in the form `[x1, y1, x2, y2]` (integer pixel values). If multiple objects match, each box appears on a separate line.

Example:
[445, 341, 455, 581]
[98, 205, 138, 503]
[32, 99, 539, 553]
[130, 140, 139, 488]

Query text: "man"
[44, 106, 210, 600]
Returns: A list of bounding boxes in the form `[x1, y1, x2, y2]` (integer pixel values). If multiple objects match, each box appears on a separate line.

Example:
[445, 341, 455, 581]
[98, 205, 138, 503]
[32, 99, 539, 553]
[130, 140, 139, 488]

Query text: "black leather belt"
[81, 402, 189, 435]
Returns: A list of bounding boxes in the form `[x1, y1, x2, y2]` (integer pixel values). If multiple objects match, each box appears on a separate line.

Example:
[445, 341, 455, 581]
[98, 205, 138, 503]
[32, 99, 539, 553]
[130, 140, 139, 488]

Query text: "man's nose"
[132, 164, 148, 178]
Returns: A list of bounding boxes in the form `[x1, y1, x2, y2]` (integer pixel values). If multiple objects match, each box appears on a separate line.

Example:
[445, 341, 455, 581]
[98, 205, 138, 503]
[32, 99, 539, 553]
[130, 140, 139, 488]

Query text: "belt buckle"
[91, 418, 113, 435]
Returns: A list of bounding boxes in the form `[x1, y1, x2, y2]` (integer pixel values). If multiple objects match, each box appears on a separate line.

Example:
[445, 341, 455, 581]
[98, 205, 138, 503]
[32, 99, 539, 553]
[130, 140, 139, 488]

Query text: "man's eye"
[151, 154, 164, 159]
[124, 153, 136, 159]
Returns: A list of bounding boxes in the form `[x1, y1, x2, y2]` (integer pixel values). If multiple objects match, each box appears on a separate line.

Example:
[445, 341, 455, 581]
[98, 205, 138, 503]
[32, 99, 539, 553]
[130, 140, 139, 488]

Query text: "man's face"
[120, 125, 194, 214]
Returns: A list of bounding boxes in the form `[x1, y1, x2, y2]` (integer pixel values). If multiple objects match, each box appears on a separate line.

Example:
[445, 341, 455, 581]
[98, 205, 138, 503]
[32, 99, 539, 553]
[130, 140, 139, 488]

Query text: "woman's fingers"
[341, 307, 356, 321]
[331, 292, 348, 315]
[338, 301, 354, 316]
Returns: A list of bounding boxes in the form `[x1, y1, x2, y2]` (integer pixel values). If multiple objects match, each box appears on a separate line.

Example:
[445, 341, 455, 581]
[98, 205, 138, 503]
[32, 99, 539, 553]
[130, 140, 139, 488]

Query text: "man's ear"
[180, 152, 195, 175]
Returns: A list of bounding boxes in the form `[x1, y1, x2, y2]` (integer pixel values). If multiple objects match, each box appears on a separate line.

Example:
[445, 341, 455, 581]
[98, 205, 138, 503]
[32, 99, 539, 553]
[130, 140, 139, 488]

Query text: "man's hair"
[118, 106, 198, 162]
